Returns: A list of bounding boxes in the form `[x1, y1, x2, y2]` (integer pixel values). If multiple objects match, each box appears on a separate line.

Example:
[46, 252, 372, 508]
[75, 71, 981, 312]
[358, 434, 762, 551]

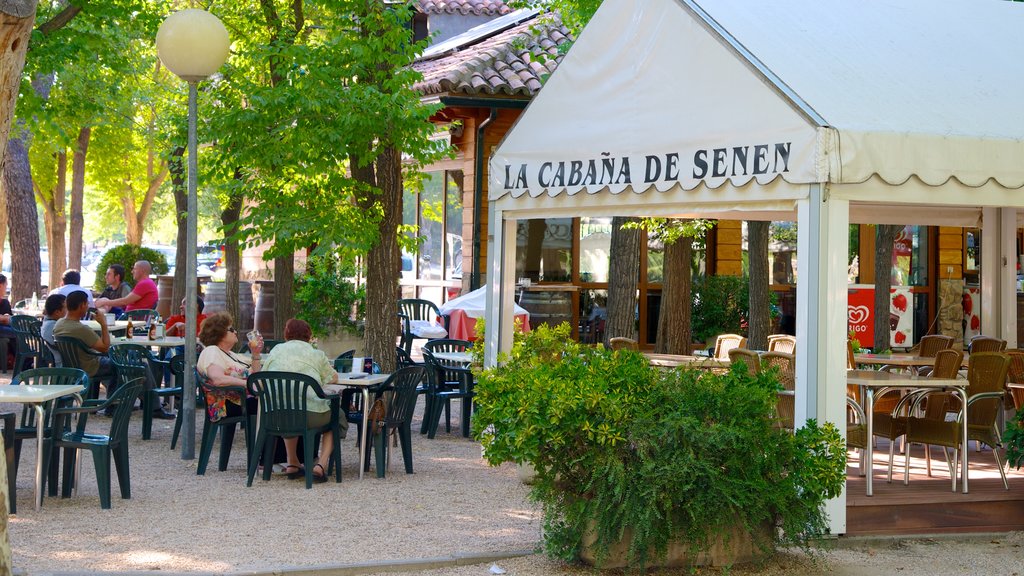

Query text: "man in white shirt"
[52, 269, 95, 308]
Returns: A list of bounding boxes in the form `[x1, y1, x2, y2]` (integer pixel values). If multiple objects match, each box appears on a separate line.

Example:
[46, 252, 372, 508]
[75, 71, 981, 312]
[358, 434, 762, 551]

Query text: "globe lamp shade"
[156, 9, 230, 82]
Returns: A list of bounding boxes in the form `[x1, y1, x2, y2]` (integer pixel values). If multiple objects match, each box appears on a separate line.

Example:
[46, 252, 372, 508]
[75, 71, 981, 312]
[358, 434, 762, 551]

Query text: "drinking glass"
[247, 329, 261, 345]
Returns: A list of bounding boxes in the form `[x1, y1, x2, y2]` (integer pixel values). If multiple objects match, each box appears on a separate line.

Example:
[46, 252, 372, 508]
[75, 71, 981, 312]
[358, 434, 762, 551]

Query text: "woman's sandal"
[284, 465, 305, 480]
[312, 463, 328, 484]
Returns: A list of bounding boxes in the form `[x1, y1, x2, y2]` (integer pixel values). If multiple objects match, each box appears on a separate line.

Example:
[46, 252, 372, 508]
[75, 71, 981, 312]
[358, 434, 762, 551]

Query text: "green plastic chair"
[196, 371, 253, 476]
[11, 315, 47, 376]
[333, 349, 355, 372]
[246, 371, 342, 489]
[366, 366, 427, 478]
[168, 354, 200, 451]
[421, 339, 475, 439]
[10, 368, 90, 509]
[50, 377, 145, 509]
[108, 343, 178, 441]
[53, 336, 111, 400]
[397, 298, 445, 355]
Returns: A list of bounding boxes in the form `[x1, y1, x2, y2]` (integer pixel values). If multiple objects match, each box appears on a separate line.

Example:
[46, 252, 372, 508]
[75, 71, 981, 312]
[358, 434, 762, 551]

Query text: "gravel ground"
[6, 389, 1024, 575]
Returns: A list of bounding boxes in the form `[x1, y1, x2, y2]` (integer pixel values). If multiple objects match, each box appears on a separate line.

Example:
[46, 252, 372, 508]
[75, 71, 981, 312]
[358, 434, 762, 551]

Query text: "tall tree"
[873, 225, 901, 352]
[605, 216, 640, 343]
[747, 220, 771, 350]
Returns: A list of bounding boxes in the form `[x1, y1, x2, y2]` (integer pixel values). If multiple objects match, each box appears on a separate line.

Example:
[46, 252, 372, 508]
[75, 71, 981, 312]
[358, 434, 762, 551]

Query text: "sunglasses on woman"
[228, 327, 236, 333]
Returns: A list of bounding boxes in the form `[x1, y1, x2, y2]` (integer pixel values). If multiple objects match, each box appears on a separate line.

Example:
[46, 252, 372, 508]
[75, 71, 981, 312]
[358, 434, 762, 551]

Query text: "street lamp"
[156, 9, 229, 460]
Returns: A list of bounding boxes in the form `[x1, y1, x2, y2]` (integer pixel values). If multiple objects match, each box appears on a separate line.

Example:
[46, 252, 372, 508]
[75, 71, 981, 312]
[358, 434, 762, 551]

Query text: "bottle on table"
[30, 292, 38, 309]
[126, 318, 134, 337]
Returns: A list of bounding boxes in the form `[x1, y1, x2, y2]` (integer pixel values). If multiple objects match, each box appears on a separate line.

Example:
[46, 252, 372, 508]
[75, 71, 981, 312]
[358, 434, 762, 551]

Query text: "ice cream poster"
[847, 286, 914, 350]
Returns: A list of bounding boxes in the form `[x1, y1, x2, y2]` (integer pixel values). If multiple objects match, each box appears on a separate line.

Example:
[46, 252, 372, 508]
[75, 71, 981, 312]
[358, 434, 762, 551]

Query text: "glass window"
[848, 224, 860, 284]
[892, 225, 928, 287]
[579, 217, 612, 283]
[418, 173, 444, 280]
[965, 229, 979, 272]
[647, 239, 664, 283]
[516, 218, 573, 282]
[445, 171, 464, 281]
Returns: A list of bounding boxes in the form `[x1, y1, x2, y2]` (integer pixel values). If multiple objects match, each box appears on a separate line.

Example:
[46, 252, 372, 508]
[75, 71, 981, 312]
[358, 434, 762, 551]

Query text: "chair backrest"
[108, 343, 153, 389]
[966, 352, 1011, 427]
[1007, 350, 1024, 411]
[422, 339, 474, 392]
[969, 335, 1007, 354]
[395, 346, 416, 370]
[767, 335, 796, 354]
[713, 334, 747, 360]
[608, 337, 638, 351]
[118, 309, 157, 322]
[246, 371, 325, 435]
[11, 315, 45, 360]
[930, 349, 964, 380]
[397, 299, 441, 323]
[916, 334, 954, 358]
[728, 348, 761, 373]
[333, 349, 356, 372]
[381, 366, 428, 427]
[14, 368, 90, 431]
[421, 338, 472, 358]
[53, 336, 94, 371]
[760, 351, 795, 390]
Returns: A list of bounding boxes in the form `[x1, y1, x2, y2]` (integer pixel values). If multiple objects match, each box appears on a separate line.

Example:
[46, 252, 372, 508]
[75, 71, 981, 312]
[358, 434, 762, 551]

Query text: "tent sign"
[501, 141, 792, 190]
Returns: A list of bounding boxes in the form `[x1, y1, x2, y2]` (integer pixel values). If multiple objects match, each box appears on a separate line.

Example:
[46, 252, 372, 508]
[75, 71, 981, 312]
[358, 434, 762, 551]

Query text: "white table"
[0, 384, 85, 510]
[327, 373, 389, 480]
[643, 353, 730, 369]
[112, 335, 186, 348]
[854, 352, 969, 372]
[847, 370, 967, 496]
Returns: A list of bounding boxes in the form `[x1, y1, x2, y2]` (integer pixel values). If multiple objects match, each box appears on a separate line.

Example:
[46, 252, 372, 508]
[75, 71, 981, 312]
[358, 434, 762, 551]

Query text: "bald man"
[95, 260, 158, 312]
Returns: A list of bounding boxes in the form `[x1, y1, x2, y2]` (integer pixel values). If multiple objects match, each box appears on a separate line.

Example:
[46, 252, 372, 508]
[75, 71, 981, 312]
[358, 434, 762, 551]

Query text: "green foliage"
[1005, 408, 1024, 470]
[294, 252, 366, 337]
[691, 275, 750, 344]
[473, 324, 846, 571]
[93, 245, 169, 291]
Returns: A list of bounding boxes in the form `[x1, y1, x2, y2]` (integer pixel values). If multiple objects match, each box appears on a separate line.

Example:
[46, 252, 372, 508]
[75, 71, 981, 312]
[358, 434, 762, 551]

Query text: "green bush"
[473, 323, 846, 571]
[691, 274, 750, 344]
[93, 245, 170, 291]
[294, 253, 365, 338]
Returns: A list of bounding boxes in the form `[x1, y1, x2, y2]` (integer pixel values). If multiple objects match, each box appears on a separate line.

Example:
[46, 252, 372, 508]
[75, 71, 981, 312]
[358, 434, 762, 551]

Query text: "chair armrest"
[204, 383, 247, 397]
[846, 396, 866, 424]
[966, 391, 1007, 406]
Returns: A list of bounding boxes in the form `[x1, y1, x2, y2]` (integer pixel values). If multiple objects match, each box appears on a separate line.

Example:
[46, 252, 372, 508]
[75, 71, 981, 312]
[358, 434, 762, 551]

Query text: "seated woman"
[197, 311, 264, 425]
[263, 319, 341, 483]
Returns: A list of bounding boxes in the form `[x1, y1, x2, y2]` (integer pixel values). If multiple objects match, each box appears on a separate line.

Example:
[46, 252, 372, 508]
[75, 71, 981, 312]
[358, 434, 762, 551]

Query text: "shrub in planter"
[473, 323, 846, 571]
[93, 245, 170, 291]
[294, 253, 365, 338]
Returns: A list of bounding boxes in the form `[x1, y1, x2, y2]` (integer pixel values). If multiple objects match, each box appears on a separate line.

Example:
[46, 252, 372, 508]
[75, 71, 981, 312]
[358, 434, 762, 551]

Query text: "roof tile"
[418, 0, 512, 16]
[413, 15, 572, 98]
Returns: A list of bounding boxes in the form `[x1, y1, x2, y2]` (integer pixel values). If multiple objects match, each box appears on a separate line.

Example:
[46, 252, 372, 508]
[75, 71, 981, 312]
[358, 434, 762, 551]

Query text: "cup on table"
[352, 357, 365, 374]
[105, 313, 116, 325]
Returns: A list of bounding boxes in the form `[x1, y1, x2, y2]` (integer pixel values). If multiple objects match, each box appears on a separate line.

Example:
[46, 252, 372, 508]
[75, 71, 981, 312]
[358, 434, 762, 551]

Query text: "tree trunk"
[44, 150, 67, 290]
[747, 221, 770, 351]
[272, 254, 293, 341]
[4, 136, 41, 300]
[170, 146, 187, 308]
[874, 225, 901, 352]
[122, 187, 142, 245]
[0, 4, 40, 571]
[68, 126, 89, 270]
[655, 226, 693, 354]
[222, 188, 242, 331]
[605, 217, 640, 344]
[362, 146, 401, 374]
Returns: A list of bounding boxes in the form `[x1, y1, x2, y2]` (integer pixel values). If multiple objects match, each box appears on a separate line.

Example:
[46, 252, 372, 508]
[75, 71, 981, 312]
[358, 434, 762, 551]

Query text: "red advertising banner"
[848, 285, 913, 350]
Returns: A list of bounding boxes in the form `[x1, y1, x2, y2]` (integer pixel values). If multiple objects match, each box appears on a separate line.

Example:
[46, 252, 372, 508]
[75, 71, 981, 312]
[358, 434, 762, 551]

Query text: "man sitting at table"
[98, 264, 132, 317]
[53, 290, 114, 393]
[95, 260, 158, 313]
[41, 293, 66, 344]
[52, 269, 95, 308]
[165, 296, 207, 337]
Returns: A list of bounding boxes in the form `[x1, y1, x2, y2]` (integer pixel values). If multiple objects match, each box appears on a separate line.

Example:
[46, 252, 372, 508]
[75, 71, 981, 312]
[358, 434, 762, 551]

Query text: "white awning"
[490, 0, 1024, 205]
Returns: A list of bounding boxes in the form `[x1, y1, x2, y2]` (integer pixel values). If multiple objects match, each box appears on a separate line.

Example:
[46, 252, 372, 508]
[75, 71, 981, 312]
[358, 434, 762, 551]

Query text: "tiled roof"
[413, 16, 571, 98]
[418, 0, 512, 16]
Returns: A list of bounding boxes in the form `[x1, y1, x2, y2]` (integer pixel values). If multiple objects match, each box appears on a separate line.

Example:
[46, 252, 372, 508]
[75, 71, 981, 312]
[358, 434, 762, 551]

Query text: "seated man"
[94, 260, 157, 313]
[0, 274, 16, 340]
[53, 290, 114, 393]
[165, 296, 207, 337]
[97, 264, 132, 317]
[51, 269, 95, 308]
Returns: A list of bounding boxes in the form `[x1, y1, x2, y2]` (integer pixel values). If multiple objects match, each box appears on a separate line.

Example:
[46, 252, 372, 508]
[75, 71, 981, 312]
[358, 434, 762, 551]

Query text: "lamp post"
[156, 9, 229, 460]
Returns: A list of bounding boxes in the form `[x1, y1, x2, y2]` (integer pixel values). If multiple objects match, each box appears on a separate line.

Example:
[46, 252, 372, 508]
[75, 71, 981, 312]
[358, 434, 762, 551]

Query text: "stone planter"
[579, 520, 769, 569]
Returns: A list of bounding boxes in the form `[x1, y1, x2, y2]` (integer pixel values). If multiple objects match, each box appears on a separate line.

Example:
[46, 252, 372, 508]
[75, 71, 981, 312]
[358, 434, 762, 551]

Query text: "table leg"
[33, 404, 44, 511]
[865, 388, 874, 497]
[359, 388, 370, 480]
[960, 385, 969, 494]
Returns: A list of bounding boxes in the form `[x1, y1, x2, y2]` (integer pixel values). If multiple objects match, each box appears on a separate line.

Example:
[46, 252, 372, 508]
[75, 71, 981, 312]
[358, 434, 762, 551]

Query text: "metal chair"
[968, 335, 1007, 354]
[905, 352, 1011, 491]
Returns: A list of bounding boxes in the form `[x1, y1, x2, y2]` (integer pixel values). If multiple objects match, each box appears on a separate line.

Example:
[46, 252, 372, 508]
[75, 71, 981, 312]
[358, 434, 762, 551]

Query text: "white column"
[795, 184, 849, 534]
[980, 208, 1002, 341]
[1001, 208, 1018, 348]
[484, 206, 517, 368]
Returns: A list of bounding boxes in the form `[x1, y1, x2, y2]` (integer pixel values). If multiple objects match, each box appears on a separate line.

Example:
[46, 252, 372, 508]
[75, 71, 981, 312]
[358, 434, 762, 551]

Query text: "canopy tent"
[483, 0, 1024, 534]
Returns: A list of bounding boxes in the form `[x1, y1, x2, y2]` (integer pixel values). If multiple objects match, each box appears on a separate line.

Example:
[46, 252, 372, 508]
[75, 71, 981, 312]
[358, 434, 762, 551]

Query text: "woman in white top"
[197, 312, 264, 423]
